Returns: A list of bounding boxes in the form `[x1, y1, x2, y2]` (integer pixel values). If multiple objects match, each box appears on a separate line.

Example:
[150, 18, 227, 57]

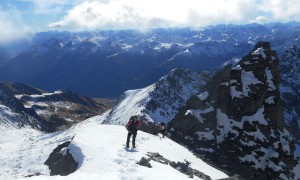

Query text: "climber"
[158, 122, 166, 138]
[125, 115, 142, 148]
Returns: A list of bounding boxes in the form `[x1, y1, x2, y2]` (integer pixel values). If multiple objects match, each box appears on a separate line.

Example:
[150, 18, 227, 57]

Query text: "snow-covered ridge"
[0, 114, 228, 179]
[104, 69, 205, 125]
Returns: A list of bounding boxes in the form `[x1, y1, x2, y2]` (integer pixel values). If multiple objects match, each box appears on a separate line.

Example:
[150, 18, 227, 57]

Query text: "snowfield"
[0, 115, 228, 180]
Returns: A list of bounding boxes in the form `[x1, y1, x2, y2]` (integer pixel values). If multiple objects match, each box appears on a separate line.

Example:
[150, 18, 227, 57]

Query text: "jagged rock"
[136, 157, 152, 168]
[168, 42, 299, 179]
[137, 152, 211, 180]
[44, 141, 78, 176]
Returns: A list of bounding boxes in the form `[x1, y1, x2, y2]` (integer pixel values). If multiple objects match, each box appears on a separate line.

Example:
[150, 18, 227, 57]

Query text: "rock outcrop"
[44, 141, 78, 176]
[168, 42, 299, 179]
[137, 152, 211, 180]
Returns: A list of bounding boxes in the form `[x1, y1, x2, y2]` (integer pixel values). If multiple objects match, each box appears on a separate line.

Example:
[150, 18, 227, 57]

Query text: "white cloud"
[0, 8, 31, 44]
[250, 16, 269, 24]
[48, 0, 261, 30]
[260, 0, 300, 21]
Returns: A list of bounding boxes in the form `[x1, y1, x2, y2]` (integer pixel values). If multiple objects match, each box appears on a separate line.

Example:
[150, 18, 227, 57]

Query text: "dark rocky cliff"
[168, 42, 299, 179]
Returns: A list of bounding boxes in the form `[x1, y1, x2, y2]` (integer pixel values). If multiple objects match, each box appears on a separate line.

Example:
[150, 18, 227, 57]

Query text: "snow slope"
[0, 114, 228, 179]
[104, 69, 204, 125]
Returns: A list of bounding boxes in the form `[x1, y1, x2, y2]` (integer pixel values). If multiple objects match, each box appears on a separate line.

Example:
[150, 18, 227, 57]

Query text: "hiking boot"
[126, 145, 129, 148]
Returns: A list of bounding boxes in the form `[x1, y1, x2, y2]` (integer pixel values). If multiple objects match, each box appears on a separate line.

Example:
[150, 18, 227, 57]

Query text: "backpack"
[125, 116, 142, 133]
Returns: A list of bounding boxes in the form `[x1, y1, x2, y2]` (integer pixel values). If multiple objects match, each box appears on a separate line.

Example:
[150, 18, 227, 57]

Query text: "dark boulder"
[44, 141, 78, 176]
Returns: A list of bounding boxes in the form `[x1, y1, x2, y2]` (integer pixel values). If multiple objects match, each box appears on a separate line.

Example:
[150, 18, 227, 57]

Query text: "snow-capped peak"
[103, 68, 205, 125]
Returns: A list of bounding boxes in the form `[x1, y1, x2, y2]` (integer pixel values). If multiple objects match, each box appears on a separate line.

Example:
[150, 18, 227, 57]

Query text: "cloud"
[250, 16, 269, 24]
[0, 7, 31, 44]
[48, 0, 262, 30]
[260, 0, 300, 21]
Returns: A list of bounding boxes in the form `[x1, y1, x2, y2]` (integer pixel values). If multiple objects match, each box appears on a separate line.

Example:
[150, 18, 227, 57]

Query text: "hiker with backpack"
[125, 115, 142, 148]
[158, 122, 166, 138]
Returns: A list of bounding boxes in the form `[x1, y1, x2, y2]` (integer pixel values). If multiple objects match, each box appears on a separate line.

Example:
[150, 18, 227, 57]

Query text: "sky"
[0, 0, 300, 43]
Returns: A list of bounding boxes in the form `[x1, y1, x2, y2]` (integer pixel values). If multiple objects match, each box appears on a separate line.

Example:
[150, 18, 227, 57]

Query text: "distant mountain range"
[0, 23, 299, 97]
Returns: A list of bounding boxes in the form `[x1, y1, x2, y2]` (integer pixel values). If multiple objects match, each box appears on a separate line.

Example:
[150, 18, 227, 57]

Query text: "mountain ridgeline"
[168, 42, 299, 179]
[0, 23, 300, 97]
[0, 82, 109, 132]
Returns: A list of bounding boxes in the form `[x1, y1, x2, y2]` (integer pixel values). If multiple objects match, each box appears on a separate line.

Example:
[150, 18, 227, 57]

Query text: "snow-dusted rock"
[169, 42, 299, 179]
[103, 68, 205, 126]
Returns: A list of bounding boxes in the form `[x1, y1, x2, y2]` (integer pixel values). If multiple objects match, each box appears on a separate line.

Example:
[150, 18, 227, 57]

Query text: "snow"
[265, 67, 276, 91]
[216, 107, 269, 143]
[105, 69, 204, 125]
[121, 44, 133, 51]
[252, 47, 267, 59]
[15, 90, 63, 99]
[220, 82, 229, 86]
[265, 96, 275, 104]
[196, 147, 214, 153]
[216, 109, 241, 143]
[293, 163, 300, 179]
[230, 70, 263, 98]
[197, 91, 209, 101]
[154, 43, 173, 51]
[187, 106, 214, 123]
[0, 104, 28, 128]
[239, 147, 284, 172]
[239, 140, 256, 147]
[241, 70, 263, 95]
[185, 110, 193, 116]
[232, 65, 242, 70]
[0, 117, 228, 180]
[106, 85, 155, 125]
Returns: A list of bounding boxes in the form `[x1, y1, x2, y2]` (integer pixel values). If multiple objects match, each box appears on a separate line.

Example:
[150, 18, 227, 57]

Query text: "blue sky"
[0, 0, 299, 43]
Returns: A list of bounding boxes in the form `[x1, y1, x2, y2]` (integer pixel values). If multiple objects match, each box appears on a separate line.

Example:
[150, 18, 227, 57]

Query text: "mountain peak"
[168, 42, 299, 179]
[103, 68, 205, 127]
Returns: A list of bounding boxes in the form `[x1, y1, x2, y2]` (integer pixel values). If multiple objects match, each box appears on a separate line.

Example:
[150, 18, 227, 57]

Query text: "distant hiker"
[158, 122, 166, 138]
[125, 115, 142, 148]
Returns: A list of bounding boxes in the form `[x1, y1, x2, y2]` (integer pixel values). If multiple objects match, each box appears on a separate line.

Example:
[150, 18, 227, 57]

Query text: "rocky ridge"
[103, 68, 205, 127]
[0, 82, 109, 132]
[168, 42, 299, 179]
